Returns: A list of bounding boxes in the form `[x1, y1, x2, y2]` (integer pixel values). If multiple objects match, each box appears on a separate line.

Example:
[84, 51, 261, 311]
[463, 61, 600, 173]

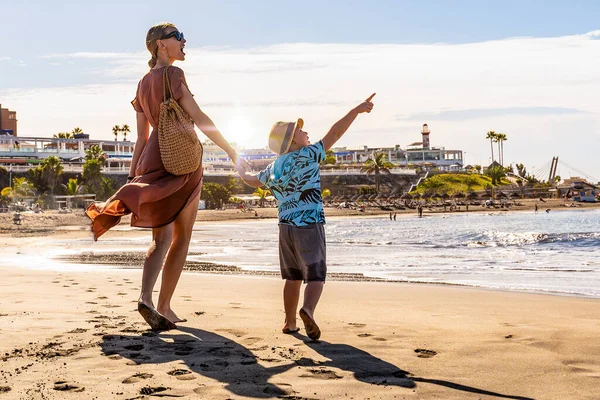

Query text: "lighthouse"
[421, 123, 430, 149]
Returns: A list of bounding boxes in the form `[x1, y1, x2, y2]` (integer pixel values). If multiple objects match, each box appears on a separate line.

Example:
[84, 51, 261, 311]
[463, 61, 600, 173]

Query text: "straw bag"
[157, 66, 202, 175]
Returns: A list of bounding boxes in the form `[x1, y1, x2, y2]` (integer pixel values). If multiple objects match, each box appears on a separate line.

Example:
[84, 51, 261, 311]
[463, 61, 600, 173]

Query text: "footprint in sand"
[117, 292, 127, 296]
[139, 386, 168, 395]
[199, 360, 229, 371]
[215, 328, 246, 338]
[348, 323, 367, 328]
[414, 348, 437, 358]
[373, 337, 387, 341]
[167, 369, 196, 380]
[0, 386, 11, 393]
[300, 368, 343, 380]
[194, 311, 205, 315]
[96, 296, 108, 300]
[68, 328, 88, 334]
[53, 381, 85, 392]
[122, 372, 153, 384]
[357, 333, 373, 338]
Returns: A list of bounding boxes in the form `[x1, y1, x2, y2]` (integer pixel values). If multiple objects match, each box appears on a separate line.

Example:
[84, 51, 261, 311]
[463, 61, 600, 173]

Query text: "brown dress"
[86, 66, 203, 241]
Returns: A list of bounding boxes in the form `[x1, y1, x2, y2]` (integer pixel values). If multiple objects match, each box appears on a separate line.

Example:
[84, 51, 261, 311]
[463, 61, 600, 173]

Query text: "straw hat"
[268, 118, 304, 155]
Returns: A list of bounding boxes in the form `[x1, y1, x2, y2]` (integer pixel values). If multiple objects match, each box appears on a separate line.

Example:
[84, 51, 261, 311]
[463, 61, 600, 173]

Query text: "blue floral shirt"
[257, 141, 326, 226]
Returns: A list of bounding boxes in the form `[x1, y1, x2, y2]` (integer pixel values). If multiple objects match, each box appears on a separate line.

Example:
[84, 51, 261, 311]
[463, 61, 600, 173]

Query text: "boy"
[237, 93, 375, 340]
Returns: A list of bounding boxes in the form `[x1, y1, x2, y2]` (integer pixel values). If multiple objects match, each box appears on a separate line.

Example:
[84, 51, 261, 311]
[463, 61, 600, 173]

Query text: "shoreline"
[1, 197, 598, 234]
[1, 204, 599, 301]
[53, 249, 600, 301]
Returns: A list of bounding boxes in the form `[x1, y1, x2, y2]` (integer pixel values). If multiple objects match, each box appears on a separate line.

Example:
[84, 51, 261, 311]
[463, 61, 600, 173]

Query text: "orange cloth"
[86, 66, 202, 241]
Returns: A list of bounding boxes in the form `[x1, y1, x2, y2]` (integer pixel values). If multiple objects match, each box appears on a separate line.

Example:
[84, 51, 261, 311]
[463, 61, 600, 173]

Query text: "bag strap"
[162, 65, 175, 102]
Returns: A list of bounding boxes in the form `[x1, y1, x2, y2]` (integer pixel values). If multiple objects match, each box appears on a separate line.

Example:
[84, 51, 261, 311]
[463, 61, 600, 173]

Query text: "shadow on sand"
[304, 339, 534, 400]
[99, 327, 533, 399]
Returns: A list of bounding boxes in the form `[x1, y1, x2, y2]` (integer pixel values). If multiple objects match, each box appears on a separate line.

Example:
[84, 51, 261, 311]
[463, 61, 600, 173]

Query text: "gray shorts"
[278, 223, 326, 282]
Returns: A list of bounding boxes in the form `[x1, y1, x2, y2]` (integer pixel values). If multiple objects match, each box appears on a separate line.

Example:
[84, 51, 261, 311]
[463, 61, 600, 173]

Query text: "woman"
[86, 22, 244, 330]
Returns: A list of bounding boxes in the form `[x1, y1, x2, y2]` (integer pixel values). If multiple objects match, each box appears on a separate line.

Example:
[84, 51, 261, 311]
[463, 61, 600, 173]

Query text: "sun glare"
[223, 116, 255, 148]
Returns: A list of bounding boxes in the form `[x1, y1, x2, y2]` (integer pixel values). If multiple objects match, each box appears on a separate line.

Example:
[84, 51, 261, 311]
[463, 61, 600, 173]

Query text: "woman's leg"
[157, 194, 200, 322]
[139, 223, 174, 307]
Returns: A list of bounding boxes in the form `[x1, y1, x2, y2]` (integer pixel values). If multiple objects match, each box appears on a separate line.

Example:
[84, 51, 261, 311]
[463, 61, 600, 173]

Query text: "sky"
[1, 0, 600, 181]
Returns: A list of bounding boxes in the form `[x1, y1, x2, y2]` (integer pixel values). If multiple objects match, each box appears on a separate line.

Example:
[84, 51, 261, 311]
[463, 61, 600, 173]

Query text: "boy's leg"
[302, 281, 324, 316]
[279, 225, 304, 332]
[295, 223, 326, 340]
[283, 279, 302, 331]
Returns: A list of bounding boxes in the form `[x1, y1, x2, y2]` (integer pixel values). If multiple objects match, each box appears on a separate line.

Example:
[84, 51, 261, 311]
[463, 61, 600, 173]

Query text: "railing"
[3, 164, 418, 177]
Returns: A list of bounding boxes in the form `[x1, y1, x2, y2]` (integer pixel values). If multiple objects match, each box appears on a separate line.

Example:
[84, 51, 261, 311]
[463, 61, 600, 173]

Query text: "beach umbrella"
[453, 192, 465, 198]
[467, 192, 478, 199]
[496, 192, 507, 198]
[368, 194, 378, 201]
[412, 193, 422, 199]
[351, 194, 360, 201]
[400, 193, 412, 200]
[421, 193, 432, 199]
[431, 193, 441, 200]
[441, 193, 450, 199]
[511, 192, 521, 198]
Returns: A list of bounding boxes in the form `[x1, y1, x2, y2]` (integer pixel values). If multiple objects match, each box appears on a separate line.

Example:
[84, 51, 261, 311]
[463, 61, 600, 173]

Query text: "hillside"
[412, 173, 511, 194]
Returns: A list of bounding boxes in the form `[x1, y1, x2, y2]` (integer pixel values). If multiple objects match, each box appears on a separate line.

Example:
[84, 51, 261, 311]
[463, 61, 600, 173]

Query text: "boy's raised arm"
[322, 93, 375, 151]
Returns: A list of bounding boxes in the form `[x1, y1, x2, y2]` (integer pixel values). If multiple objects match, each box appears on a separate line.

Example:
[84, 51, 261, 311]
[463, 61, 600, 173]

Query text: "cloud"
[4, 32, 600, 180]
[398, 107, 589, 121]
[39, 52, 141, 59]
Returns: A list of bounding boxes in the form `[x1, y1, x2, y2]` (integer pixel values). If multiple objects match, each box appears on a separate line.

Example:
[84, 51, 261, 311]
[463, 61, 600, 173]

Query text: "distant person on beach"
[417, 204, 423, 217]
[393, 213, 397, 221]
[390, 212, 393, 220]
[236, 94, 375, 340]
[535, 203, 539, 213]
[86, 23, 244, 331]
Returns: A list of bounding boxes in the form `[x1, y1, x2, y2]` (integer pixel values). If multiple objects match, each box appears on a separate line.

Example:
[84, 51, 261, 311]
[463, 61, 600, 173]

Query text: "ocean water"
[186, 209, 600, 298]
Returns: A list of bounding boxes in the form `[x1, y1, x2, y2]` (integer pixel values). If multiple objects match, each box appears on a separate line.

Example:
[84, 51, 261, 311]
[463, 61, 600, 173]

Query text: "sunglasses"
[161, 30, 184, 41]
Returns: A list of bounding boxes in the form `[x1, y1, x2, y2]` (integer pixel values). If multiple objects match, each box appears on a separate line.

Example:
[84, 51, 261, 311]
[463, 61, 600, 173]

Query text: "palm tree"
[72, 127, 84, 136]
[485, 131, 497, 164]
[321, 188, 331, 199]
[62, 178, 83, 196]
[121, 124, 130, 141]
[53, 132, 74, 139]
[2, 177, 34, 202]
[112, 125, 120, 141]
[361, 152, 394, 193]
[40, 156, 64, 195]
[485, 165, 506, 186]
[253, 187, 271, 208]
[85, 144, 107, 164]
[495, 133, 507, 166]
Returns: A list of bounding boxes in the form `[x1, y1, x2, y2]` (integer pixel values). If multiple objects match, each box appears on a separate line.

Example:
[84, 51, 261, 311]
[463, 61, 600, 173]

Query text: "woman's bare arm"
[178, 84, 240, 164]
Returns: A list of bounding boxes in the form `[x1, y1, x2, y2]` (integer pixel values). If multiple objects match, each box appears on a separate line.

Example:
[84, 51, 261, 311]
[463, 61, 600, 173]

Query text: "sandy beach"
[1, 204, 600, 399]
[1, 264, 599, 399]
